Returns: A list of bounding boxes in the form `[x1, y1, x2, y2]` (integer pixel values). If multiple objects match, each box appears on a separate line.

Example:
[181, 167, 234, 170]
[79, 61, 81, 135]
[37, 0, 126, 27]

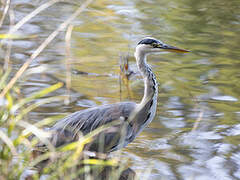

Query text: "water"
[1, 0, 240, 179]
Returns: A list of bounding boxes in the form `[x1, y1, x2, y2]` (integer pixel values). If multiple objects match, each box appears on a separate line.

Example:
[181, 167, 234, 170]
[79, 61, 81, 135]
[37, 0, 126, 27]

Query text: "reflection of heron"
[47, 37, 189, 153]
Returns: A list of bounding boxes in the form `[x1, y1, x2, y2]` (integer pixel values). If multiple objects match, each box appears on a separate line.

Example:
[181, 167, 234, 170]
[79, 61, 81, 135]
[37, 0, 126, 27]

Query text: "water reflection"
[1, 0, 240, 179]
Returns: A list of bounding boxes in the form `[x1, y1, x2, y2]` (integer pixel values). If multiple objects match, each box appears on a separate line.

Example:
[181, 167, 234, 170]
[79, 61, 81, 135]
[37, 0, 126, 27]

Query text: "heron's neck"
[134, 50, 158, 106]
[125, 49, 158, 137]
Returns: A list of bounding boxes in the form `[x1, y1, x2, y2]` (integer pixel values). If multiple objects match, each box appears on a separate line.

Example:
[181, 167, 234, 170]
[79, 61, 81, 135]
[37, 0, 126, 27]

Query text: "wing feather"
[49, 102, 136, 152]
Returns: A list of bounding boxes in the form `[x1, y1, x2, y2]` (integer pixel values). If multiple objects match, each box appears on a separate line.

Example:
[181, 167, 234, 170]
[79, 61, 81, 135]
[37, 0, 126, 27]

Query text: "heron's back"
[49, 102, 137, 152]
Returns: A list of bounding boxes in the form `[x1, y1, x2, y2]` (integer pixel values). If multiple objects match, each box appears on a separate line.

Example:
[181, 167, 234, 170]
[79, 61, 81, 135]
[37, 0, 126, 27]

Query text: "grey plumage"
[50, 102, 136, 152]
[43, 37, 189, 153]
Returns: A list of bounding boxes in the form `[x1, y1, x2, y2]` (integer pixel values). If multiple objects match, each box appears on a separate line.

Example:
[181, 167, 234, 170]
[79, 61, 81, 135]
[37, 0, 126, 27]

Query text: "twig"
[0, 0, 94, 99]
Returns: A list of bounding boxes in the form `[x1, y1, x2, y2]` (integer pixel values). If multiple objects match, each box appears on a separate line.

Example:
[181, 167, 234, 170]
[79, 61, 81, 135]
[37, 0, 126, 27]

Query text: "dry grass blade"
[15, 96, 66, 123]
[32, 115, 65, 129]
[0, 0, 11, 27]
[0, 67, 11, 90]
[11, 82, 63, 113]
[29, 151, 57, 168]
[65, 24, 74, 104]
[191, 109, 204, 131]
[16, 120, 55, 152]
[1, 0, 61, 39]
[0, 129, 18, 156]
[0, 0, 94, 99]
[3, 8, 14, 70]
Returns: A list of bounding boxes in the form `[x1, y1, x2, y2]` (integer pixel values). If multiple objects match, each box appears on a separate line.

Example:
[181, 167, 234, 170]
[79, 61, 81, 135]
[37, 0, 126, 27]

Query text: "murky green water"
[1, 0, 240, 179]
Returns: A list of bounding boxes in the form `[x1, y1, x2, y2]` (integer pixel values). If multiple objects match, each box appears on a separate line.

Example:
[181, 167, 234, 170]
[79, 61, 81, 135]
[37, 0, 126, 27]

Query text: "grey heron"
[46, 37, 189, 153]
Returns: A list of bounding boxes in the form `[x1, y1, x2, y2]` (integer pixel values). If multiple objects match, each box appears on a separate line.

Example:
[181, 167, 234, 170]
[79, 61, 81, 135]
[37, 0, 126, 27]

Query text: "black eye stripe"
[137, 38, 164, 48]
[138, 38, 159, 45]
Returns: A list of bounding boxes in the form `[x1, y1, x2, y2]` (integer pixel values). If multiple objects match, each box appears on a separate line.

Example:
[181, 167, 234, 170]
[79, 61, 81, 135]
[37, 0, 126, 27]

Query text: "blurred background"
[0, 0, 240, 179]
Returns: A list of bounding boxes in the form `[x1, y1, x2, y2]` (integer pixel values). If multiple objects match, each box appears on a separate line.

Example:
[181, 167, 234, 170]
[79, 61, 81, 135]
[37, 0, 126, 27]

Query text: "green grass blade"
[11, 82, 63, 113]
[0, 68, 11, 90]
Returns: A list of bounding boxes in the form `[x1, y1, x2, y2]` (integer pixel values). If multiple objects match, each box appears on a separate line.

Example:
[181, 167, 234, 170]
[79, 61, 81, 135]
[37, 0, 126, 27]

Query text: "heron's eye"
[152, 43, 160, 48]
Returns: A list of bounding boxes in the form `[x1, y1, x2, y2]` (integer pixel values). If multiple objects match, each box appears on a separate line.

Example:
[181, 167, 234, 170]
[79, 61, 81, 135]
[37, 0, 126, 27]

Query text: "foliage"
[0, 0, 132, 179]
[0, 70, 129, 179]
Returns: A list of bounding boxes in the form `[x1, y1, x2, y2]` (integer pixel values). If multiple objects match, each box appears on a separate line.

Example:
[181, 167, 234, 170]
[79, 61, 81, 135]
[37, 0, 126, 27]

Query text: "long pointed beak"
[162, 44, 190, 53]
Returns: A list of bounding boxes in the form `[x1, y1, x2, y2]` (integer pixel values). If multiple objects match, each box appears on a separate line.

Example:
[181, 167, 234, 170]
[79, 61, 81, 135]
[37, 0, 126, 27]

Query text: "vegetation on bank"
[0, 76, 130, 179]
[0, 1, 136, 179]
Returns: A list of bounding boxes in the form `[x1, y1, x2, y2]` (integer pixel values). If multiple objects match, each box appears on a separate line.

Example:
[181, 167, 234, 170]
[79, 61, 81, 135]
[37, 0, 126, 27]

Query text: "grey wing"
[49, 102, 137, 152]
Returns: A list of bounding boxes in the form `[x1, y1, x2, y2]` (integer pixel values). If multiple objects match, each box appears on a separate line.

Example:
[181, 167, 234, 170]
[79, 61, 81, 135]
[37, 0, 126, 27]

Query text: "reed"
[0, 71, 131, 179]
[0, 1, 134, 179]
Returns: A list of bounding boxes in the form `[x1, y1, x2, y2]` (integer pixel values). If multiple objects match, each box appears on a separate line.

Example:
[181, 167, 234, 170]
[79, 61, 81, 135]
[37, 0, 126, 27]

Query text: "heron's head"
[136, 37, 190, 55]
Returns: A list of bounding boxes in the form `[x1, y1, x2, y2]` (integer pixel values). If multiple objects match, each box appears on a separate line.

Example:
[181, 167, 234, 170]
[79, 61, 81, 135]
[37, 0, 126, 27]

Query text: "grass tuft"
[0, 0, 136, 179]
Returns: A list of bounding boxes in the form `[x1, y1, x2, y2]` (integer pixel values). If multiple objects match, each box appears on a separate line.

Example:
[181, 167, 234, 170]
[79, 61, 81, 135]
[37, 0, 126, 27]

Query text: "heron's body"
[47, 37, 189, 153]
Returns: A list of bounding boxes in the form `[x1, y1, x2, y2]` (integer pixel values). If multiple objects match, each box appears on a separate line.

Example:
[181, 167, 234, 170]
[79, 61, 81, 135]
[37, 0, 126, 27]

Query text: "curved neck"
[134, 49, 158, 106]
[128, 48, 158, 136]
